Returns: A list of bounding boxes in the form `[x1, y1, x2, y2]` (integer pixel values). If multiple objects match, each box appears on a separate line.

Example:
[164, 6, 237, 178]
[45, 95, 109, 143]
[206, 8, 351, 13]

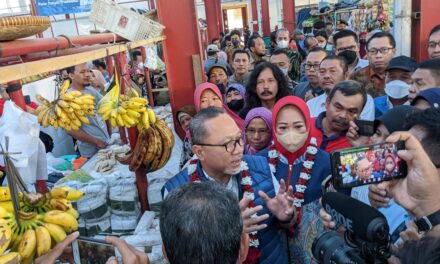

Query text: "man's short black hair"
[132, 50, 142, 60]
[366, 31, 396, 50]
[190, 107, 225, 145]
[230, 29, 241, 37]
[333, 29, 359, 47]
[308, 47, 328, 56]
[225, 35, 232, 42]
[304, 36, 317, 50]
[429, 24, 440, 39]
[313, 21, 325, 30]
[92, 60, 106, 70]
[321, 54, 348, 73]
[404, 107, 440, 166]
[232, 49, 250, 61]
[270, 31, 277, 43]
[65, 66, 76, 74]
[327, 80, 367, 109]
[220, 32, 225, 37]
[160, 181, 242, 264]
[314, 30, 328, 40]
[271, 48, 289, 58]
[418, 59, 440, 86]
[247, 35, 262, 50]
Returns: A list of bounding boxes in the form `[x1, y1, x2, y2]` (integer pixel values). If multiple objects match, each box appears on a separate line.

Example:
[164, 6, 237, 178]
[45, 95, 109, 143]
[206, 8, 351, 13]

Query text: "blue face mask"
[326, 44, 333, 52]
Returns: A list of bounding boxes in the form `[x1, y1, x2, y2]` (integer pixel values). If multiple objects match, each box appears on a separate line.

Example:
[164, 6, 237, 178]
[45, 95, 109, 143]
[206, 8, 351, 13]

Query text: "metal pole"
[393, 0, 412, 56]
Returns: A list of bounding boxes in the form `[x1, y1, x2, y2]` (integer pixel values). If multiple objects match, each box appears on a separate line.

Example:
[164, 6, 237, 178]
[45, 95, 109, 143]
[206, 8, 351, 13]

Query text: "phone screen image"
[332, 142, 406, 189]
[72, 238, 116, 264]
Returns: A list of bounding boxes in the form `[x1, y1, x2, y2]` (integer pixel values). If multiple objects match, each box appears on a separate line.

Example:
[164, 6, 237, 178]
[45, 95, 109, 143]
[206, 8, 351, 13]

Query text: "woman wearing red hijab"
[193, 82, 244, 130]
[257, 96, 331, 263]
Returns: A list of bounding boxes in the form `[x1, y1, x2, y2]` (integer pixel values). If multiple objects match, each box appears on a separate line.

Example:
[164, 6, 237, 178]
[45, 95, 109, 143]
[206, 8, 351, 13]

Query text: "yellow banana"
[81, 99, 95, 106]
[69, 102, 81, 111]
[126, 109, 141, 119]
[110, 117, 117, 128]
[141, 112, 150, 130]
[59, 79, 71, 95]
[36, 95, 50, 106]
[63, 187, 84, 201]
[0, 201, 13, 213]
[129, 97, 148, 105]
[43, 210, 78, 232]
[50, 187, 68, 199]
[67, 90, 82, 97]
[75, 112, 90, 124]
[66, 207, 79, 219]
[0, 219, 12, 255]
[0, 252, 21, 263]
[35, 226, 51, 257]
[17, 229, 36, 259]
[57, 99, 70, 109]
[121, 101, 144, 109]
[147, 108, 156, 124]
[44, 223, 66, 243]
[49, 198, 71, 211]
[116, 114, 125, 127]
[121, 114, 136, 127]
[98, 101, 116, 115]
[60, 93, 74, 101]
[117, 106, 127, 115]
[0, 187, 11, 201]
[80, 94, 95, 101]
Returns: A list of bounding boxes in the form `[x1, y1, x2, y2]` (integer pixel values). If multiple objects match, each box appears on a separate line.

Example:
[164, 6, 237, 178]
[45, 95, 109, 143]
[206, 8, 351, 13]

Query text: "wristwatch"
[415, 209, 440, 232]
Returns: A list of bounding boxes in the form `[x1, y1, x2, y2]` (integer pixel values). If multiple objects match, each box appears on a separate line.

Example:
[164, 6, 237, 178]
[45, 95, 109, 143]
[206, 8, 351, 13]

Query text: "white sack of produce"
[150, 244, 167, 264]
[134, 211, 156, 234]
[148, 105, 182, 205]
[122, 230, 162, 248]
[111, 213, 140, 233]
[83, 211, 112, 236]
[0, 101, 47, 189]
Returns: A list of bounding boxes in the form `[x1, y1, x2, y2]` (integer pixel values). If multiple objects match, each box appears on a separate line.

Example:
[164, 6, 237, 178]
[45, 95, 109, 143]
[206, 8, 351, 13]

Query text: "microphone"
[322, 192, 389, 244]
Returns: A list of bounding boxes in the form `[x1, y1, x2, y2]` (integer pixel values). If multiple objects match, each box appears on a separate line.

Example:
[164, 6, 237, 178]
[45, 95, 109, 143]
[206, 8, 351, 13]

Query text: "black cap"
[386, 56, 418, 72]
[207, 62, 231, 77]
[374, 105, 417, 134]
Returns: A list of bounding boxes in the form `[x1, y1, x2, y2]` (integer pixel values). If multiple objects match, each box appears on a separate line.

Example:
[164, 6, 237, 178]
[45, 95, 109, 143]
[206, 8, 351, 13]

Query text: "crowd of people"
[33, 22, 440, 264]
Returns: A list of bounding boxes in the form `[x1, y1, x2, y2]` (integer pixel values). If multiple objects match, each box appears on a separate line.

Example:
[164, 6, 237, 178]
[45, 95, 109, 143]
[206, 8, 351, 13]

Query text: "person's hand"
[259, 179, 296, 222]
[346, 120, 369, 147]
[319, 198, 346, 232]
[239, 196, 269, 233]
[95, 139, 108, 149]
[105, 236, 149, 264]
[34, 231, 79, 264]
[385, 132, 440, 218]
[304, 90, 315, 102]
[399, 221, 422, 243]
[368, 182, 390, 208]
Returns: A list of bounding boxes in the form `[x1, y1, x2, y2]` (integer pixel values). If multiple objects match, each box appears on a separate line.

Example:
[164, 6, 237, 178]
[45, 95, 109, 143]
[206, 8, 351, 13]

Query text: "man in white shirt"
[307, 55, 375, 120]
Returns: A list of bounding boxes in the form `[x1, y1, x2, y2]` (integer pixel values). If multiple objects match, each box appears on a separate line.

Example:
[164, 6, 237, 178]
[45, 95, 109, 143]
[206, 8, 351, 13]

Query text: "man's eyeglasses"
[304, 64, 320, 70]
[245, 128, 269, 136]
[367, 47, 394, 55]
[197, 137, 244, 153]
[428, 41, 440, 49]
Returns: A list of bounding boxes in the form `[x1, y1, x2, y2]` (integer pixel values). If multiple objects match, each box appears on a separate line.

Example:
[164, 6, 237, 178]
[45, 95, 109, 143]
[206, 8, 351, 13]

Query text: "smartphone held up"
[331, 141, 407, 189]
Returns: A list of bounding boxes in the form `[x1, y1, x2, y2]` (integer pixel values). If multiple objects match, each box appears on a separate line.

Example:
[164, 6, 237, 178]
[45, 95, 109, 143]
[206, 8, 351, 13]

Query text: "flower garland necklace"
[268, 137, 318, 230]
[188, 156, 261, 264]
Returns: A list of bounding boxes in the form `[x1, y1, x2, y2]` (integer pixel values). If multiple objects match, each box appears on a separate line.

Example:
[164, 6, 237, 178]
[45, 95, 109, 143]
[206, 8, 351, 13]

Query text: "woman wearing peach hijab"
[90, 69, 107, 93]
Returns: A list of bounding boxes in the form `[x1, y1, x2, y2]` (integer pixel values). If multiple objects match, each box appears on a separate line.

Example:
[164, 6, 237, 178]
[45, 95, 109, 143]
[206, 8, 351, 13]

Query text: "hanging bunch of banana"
[0, 186, 83, 263]
[35, 79, 96, 130]
[116, 118, 175, 172]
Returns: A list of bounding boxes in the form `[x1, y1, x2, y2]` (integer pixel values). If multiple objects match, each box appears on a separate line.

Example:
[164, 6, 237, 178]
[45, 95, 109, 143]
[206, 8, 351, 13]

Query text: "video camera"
[312, 192, 391, 264]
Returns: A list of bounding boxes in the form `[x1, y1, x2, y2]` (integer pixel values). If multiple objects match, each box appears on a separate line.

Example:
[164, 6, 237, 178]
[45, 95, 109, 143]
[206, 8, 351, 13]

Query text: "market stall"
[0, 0, 178, 262]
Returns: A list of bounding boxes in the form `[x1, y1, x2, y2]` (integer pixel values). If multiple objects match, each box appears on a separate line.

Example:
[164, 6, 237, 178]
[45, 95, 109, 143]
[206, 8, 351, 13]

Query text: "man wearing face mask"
[225, 84, 246, 114]
[275, 28, 302, 83]
[374, 56, 418, 118]
[333, 30, 369, 74]
[270, 49, 297, 92]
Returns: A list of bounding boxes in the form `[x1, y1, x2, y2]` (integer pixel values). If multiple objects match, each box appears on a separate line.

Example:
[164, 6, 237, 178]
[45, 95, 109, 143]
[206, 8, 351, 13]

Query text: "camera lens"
[312, 231, 366, 264]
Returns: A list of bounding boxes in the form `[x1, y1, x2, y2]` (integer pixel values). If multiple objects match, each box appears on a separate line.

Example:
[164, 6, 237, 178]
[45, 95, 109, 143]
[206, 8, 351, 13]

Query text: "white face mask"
[317, 42, 326, 48]
[276, 131, 308, 153]
[384, 80, 410, 99]
[280, 67, 289, 76]
[278, 40, 289, 49]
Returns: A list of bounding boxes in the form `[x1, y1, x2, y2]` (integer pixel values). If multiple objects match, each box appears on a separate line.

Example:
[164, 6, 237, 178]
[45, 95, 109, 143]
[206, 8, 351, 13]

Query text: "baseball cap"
[293, 29, 303, 36]
[207, 62, 231, 77]
[386, 56, 418, 72]
[411, 88, 440, 108]
[374, 105, 416, 134]
[207, 44, 219, 53]
[338, 19, 349, 26]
